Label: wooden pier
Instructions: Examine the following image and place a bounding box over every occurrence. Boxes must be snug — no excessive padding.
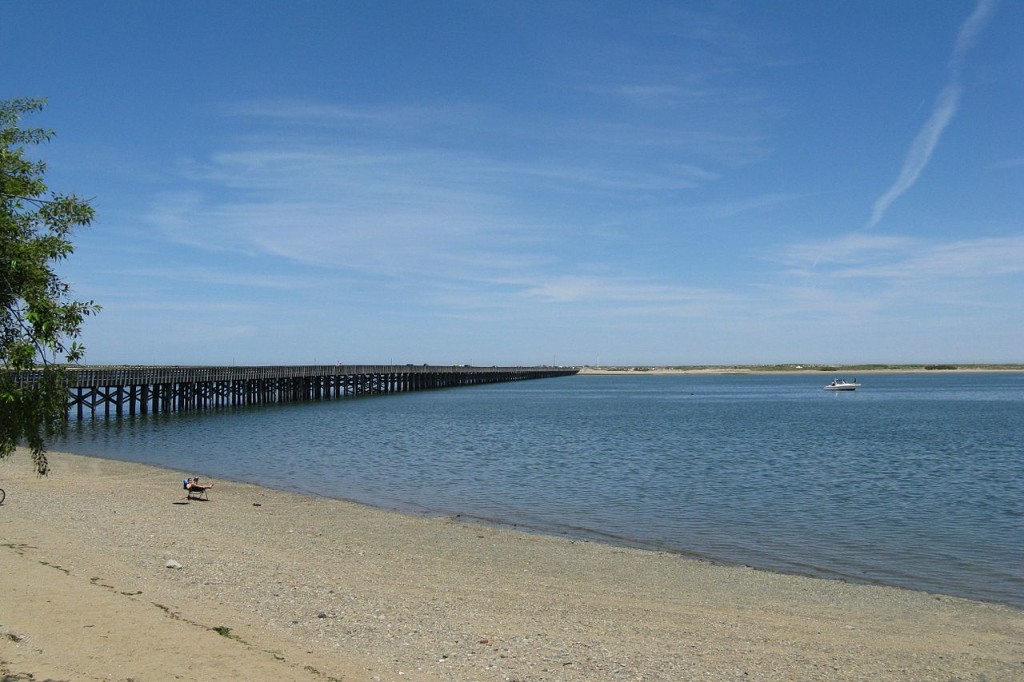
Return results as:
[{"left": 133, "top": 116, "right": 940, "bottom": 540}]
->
[{"left": 40, "top": 365, "right": 578, "bottom": 419}]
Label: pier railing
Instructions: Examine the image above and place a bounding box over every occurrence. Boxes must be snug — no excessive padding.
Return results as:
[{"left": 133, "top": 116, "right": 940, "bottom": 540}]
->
[{"left": 10, "top": 364, "right": 579, "bottom": 419}]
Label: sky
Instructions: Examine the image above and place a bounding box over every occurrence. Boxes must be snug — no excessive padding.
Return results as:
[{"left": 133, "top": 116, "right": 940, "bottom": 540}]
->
[{"left": 3, "top": 0, "right": 1022, "bottom": 367}]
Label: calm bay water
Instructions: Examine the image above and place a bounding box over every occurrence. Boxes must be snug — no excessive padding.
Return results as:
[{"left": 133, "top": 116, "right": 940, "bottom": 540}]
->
[{"left": 57, "top": 372, "right": 1023, "bottom": 607}]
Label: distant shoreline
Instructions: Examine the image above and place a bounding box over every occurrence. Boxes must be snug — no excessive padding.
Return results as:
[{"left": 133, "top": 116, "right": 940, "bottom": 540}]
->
[{"left": 577, "top": 365, "right": 1024, "bottom": 376}]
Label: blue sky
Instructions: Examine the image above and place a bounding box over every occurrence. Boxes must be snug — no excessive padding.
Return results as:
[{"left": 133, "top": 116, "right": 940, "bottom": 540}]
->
[{"left": 4, "top": 1, "right": 1022, "bottom": 366}]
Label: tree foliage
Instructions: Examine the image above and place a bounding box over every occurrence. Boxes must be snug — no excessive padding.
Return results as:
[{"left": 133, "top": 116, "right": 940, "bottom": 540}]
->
[{"left": 1, "top": 98, "right": 99, "bottom": 474}]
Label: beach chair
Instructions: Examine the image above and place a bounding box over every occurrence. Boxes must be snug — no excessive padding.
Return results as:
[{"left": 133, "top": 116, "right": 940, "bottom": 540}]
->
[{"left": 183, "top": 478, "right": 209, "bottom": 501}]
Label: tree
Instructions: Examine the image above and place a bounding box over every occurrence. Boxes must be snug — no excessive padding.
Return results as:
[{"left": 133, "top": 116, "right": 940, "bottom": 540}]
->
[{"left": 1, "top": 98, "right": 99, "bottom": 475}]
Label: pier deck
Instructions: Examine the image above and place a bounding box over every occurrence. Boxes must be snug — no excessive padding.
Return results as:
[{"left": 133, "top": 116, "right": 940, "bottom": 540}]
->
[{"left": 14, "top": 365, "right": 579, "bottom": 419}]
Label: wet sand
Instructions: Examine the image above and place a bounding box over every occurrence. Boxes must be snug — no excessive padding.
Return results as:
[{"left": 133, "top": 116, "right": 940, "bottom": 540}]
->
[{"left": 1, "top": 449, "right": 1021, "bottom": 681}]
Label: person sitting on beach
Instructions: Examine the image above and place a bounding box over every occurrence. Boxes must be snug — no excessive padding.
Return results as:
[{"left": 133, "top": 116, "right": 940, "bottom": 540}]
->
[
  {"left": 188, "top": 476, "right": 213, "bottom": 492},
  {"left": 184, "top": 476, "right": 213, "bottom": 498}
]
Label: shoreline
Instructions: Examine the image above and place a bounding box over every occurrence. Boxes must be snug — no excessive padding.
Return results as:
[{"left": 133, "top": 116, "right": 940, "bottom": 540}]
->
[
  {"left": 36, "top": 447, "right": 1022, "bottom": 610},
  {"left": 2, "top": 449, "right": 1022, "bottom": 681},
  {"left": 577, "top": 366, "right": 1024, "bottom": 375}
]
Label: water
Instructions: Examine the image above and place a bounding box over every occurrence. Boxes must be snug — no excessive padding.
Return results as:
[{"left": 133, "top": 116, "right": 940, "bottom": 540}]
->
[{"left": 56, "top": 372, "right": 1024, "bottom": 607}]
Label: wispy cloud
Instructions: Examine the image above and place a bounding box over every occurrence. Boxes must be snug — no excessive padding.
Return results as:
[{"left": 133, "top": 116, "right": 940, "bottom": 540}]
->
[
  {"left": 522, "top": 275, "right": 716, "bottom": 304},
  {"left": 145, "top": 99, "right": 736, "bottom": 291},
  {"left": 866, "top": 0, "right": 996, "bottom": 229},
  {"left": 866, "top": 83, "right": 962, "bottom": 229},
  {"left": 693, "top": 192, "right": 810, "bottom": 220},
  {"left": 507, "top": 161, "right": 719, "bottom": 192},
  {"left": 584, "top": 83, "right": 763, "bottom": 109},
  {"left": 844, "top": 236, "right": 1024, "bottom": 280},
  {"left": 777, "top": 232, "right": 1024, "bottom": 281},
  {"left": 991, "top": 157, "right": 1024, "bottom": 169},
  {"left": 562, "top": 120, "right": 772, "bottom": 167},
  {"left": 223, "top": 99, "right": 482, "bottom": 133},
  {"left": 950, "top": 0, "right": 998, "bottom": 74},
  {"left": 759, "top": 232, "right": 1024, "bottom": 329},
  {"left": 149, "top": 146, "right": 549, "bottom": 277}
]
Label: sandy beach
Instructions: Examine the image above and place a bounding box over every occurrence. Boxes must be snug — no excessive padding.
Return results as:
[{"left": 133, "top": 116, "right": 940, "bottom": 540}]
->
[{"left": 1, "top": 449, "right": 1021, "bottom": 681}]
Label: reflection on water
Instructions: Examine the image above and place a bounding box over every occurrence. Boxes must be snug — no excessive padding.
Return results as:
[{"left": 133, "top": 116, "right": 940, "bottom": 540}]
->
[{"left": 60, "top": 372, "right": 1024, "bottom": 607}]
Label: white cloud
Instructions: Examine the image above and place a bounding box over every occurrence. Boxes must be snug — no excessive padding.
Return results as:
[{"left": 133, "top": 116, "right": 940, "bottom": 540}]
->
[
  {"left": 950, "top": 0, "right": 997, "bottom": 74},
  {"left": 866, "top": 0, "right": 995, "bottom": 229},
  {"left": 223, "top": 99, "right": 481, "bottom": 132},
  {"left": 775, "top": 233, "right": 915, "bottom": 270},
  {"left": 514, "top": 275, "right": 745, "bottom": 321},
  {"left": 867, "top": 84, "right": 962, "bottom": 229},
  {"left": 694, "top": 192, "right": 810, "bottom": 220},
  {"left": 522, "top": 275, "right": 713, "bottom": 304},
  {"left": 848, "top": 236, "right": 1024, "bottom": 280},
  {"left": 780, "top": 233, "right": 1024, "bottom": 275},
  {"left": 991, "top": 157, "right": 1024, "bottom": 169}
]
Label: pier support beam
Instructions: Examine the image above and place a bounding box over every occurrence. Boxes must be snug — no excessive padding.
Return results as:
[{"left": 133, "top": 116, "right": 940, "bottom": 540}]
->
[{"left": 52, "top": 365, "right": 579, "bottom": 419}]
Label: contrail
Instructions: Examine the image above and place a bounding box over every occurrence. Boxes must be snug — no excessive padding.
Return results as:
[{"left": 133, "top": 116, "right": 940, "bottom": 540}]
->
[{"left": 866, "top": 0, "right": 996, "bottom": 230}]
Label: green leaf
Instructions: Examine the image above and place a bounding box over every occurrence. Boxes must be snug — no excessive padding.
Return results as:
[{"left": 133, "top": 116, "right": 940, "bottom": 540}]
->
[{"left": 1, "top": 97, "right": 99, "bottom": 475}]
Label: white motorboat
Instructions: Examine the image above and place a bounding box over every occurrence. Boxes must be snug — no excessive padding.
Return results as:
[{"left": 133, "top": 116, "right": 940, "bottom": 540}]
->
[{"left": 824, "top": 378, "right": 860, "bottom": 391}]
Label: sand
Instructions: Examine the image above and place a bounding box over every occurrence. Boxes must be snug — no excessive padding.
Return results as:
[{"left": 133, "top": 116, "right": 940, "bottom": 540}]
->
[{"left": 1, "top": 449, "right": 1021, "bottom": 681}]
